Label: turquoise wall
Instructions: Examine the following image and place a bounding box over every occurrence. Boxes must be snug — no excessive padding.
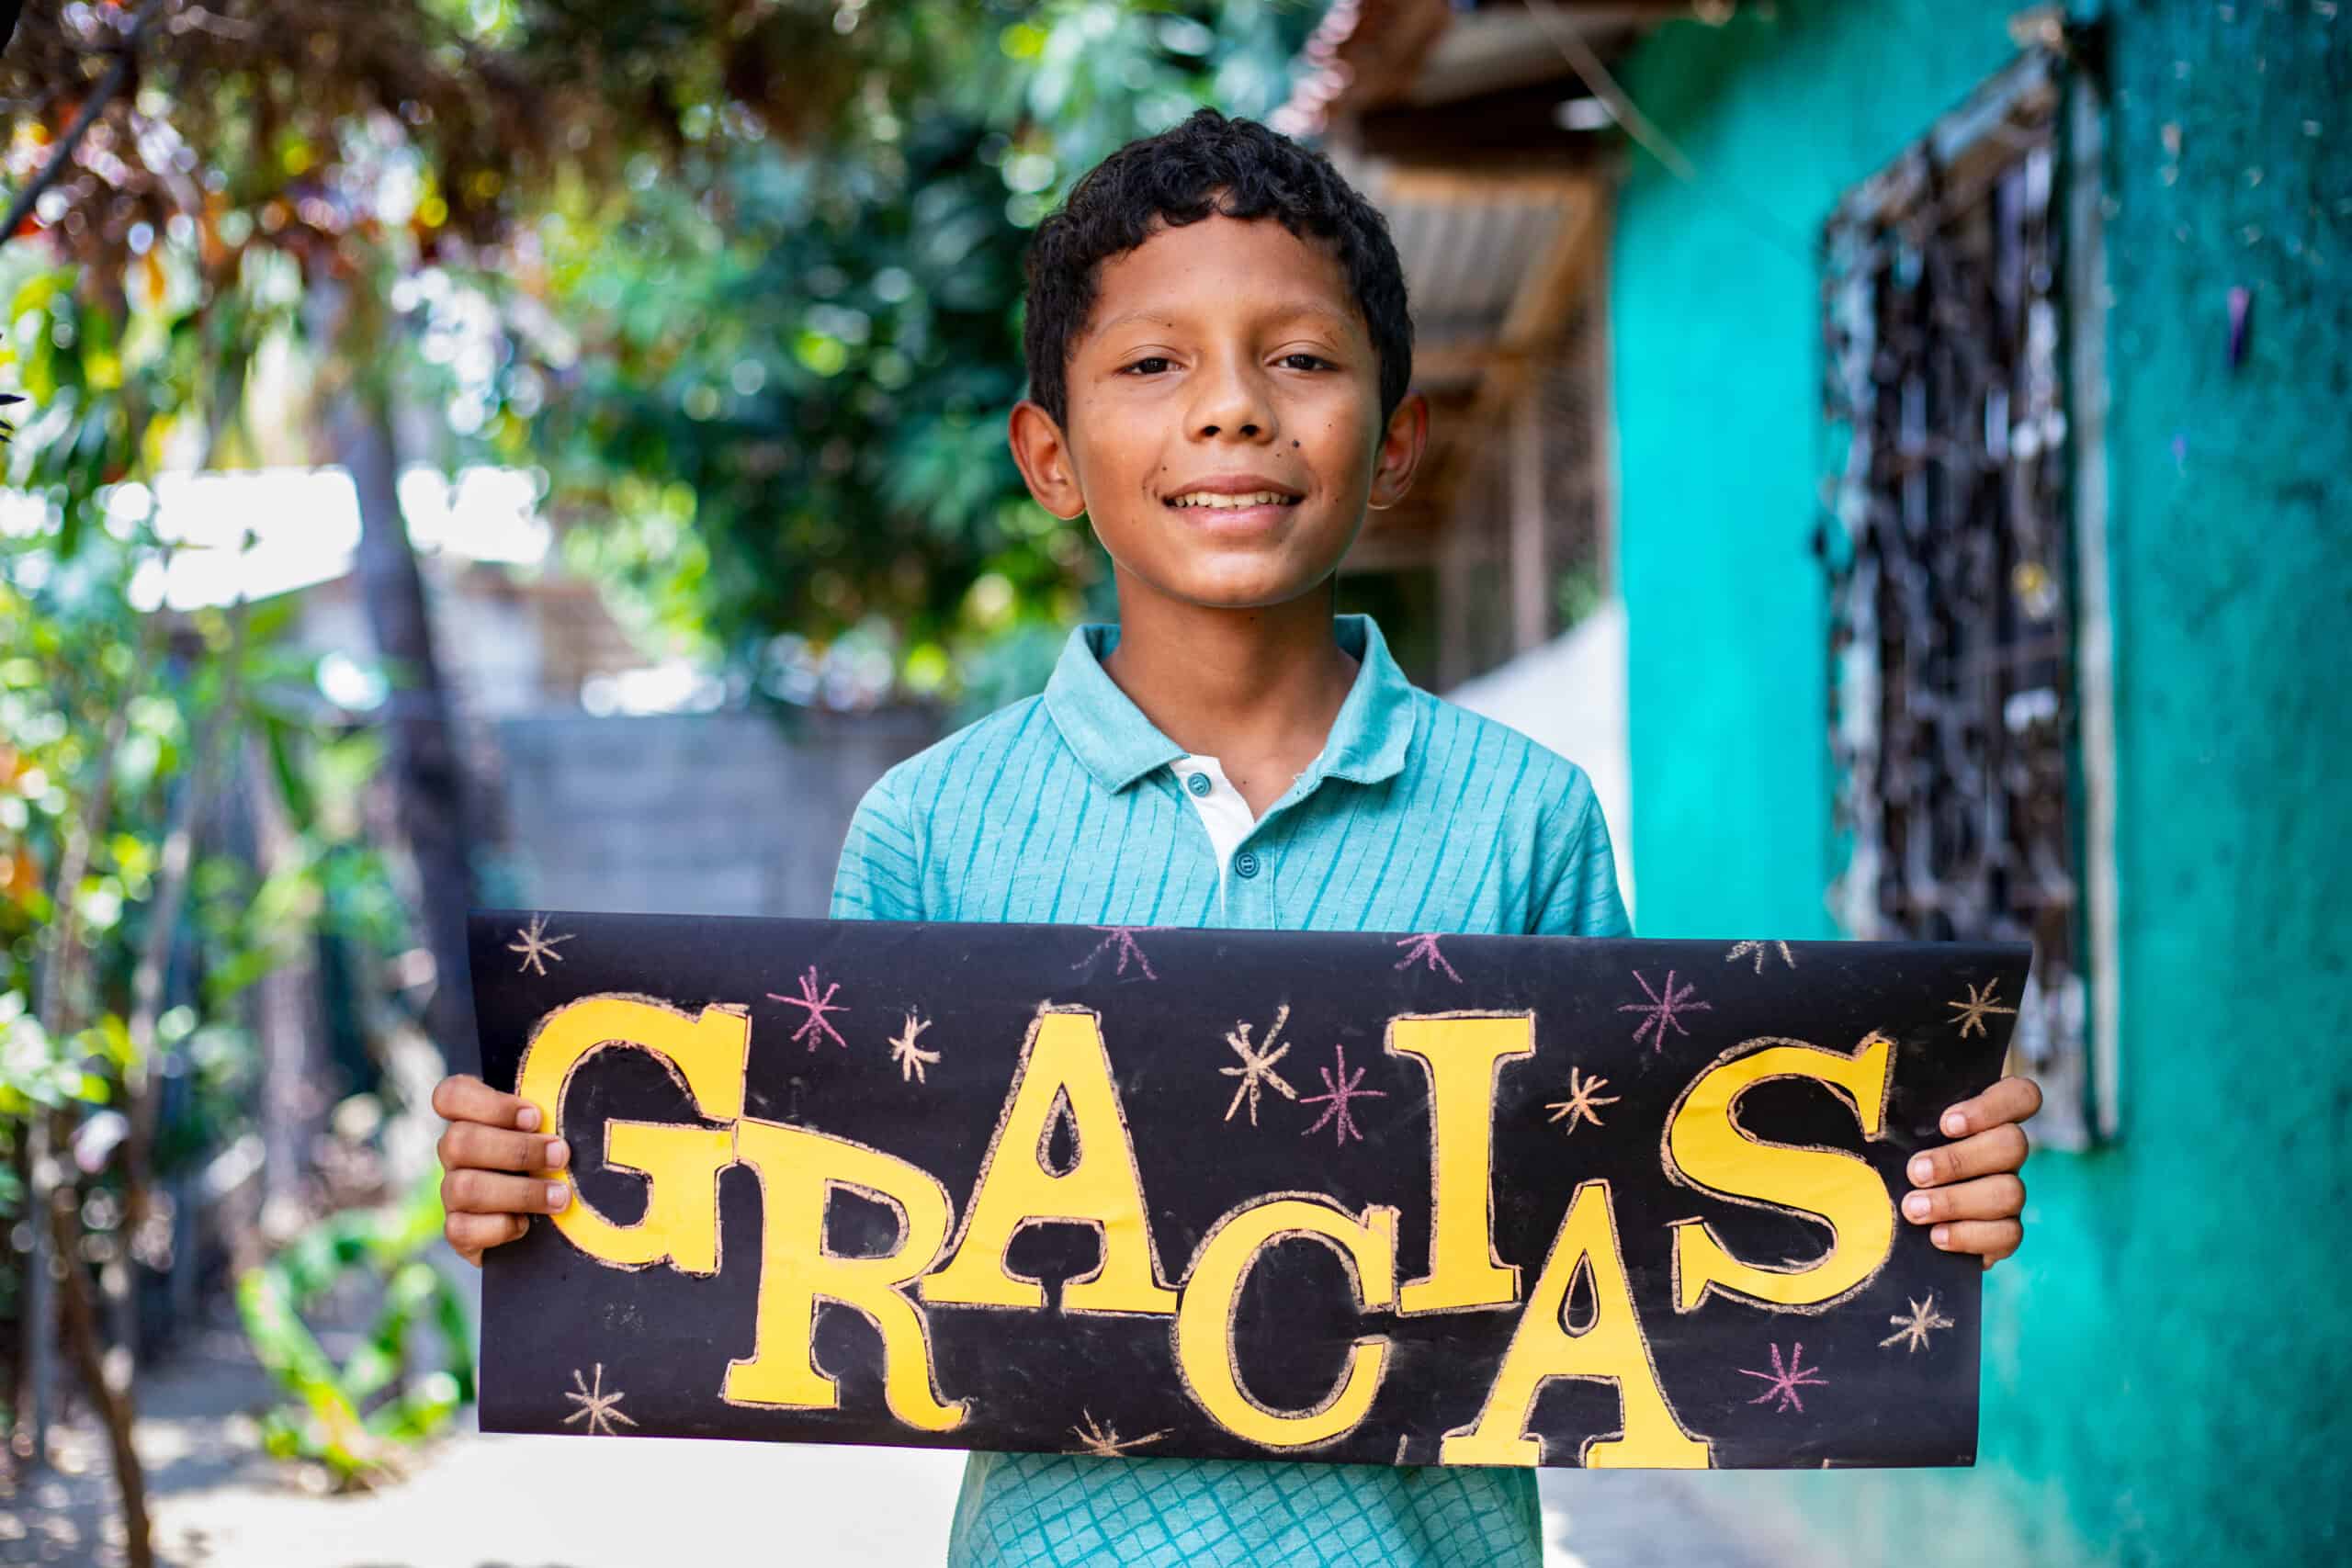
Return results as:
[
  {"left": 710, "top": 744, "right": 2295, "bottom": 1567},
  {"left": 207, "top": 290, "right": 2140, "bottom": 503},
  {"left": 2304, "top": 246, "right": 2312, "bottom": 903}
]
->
[{"left": 1610, "top": 2, "right": 2350, "bottom": 1563}]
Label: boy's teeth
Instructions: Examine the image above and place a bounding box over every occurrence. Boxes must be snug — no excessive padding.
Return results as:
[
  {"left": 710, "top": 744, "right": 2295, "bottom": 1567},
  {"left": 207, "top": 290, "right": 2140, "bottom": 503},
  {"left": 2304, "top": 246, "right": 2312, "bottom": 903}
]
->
[{"left": 1168, "top": 491, "right": 1295, "bottom": 509}]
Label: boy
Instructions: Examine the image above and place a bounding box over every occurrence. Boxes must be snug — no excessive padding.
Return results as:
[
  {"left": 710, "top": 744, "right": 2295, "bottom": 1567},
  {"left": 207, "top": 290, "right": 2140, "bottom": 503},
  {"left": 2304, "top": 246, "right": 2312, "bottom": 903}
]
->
[{"left": 433, "top": 108, "right": 2039, "bottom": 1565}]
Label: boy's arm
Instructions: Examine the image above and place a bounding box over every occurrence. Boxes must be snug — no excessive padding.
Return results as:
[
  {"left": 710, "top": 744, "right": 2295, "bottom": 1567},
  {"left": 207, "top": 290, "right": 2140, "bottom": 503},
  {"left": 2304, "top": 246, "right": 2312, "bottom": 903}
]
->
[
  {"left": 1533, "top": 773, "right": 2036, "bottom": 1269},
  {"left": 831, "top": 773, "right": 926, "bottom": 920}
]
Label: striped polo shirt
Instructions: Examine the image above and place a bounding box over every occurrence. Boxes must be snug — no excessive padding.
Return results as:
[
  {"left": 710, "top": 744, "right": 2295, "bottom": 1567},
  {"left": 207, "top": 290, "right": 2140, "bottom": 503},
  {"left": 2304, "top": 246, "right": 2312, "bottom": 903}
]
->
[{"left": 831, "top": 613, "right": 1627, "bottom": 1568}]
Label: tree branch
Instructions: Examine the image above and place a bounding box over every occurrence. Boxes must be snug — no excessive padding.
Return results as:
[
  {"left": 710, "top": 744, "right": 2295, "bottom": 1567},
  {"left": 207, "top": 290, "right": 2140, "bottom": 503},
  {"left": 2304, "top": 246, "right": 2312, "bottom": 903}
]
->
[{"left": 0, "top": 0, "right": 173, "bottom": 245}]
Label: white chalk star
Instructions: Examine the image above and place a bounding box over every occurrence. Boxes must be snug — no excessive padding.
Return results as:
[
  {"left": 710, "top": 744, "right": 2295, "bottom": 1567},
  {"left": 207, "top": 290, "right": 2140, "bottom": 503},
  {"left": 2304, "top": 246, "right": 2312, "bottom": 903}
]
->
[
  {"left": 1071, "top": 1409, "right": 1167, "bottom": 1458},
  {"left": 1725, "top": 940, "right": 1796, "bottom": 974},
  {"left": 508, "top": 913, "right": 574, "bottom": 976},
  {"left": 561, "top": 1363, "right": 637, "bottom": 1438},
  {"left": 1544, "top": 1066, "right": 1621, "bottom": 1136},
  {"left": 1880, "top": 1294, "right": 1955, "bottom": 1354},
  {"left": 888, "top": 1011, "right": 940, "bottom": 1083},
  {"left": 1947, "top": 978, "right": 2018, "bottom": 1040},
  {"left": 1219, "top": 1004, "right": 1299, "bottom": 1125}
]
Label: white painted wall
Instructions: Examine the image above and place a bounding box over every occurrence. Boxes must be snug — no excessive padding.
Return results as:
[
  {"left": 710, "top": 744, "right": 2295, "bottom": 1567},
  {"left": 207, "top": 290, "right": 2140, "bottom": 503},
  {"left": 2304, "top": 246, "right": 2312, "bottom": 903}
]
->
[{"left": 1442, "top": 600, "right": 1634, "bottom": 919}]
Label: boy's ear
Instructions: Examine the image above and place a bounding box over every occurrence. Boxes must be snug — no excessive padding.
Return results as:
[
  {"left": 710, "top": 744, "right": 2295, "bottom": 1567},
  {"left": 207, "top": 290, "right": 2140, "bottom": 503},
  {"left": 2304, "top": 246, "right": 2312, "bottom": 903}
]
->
[
  {"left": 1008, "top": 400, "right": 1087, "bottom": 521},
  {"left": 1366, "top": 391, "right": 1430, "bottom": 513}
]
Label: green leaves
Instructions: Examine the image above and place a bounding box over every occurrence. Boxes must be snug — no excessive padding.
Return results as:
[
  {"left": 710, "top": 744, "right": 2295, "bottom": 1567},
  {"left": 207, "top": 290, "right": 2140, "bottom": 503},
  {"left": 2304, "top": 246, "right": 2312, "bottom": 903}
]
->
[
  {"left": 236, "top": 1175, "right": 477, "bottom": 1484},
  {"left": 489, "top": 0, "right": 1322, "bottom": 705}
]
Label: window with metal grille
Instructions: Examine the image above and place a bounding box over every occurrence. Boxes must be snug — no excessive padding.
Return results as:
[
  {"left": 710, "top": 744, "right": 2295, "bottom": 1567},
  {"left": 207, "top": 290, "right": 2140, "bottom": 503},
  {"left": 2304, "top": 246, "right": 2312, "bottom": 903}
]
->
[{"left": 1818, "top": 48, "right": 2117, "bottom": 1149}]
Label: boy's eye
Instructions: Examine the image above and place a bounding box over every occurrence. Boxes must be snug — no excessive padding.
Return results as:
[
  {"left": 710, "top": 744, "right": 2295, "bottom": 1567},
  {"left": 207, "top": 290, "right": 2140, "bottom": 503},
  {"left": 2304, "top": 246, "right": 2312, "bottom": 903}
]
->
[
  {"left": 1279, "top": 353, "right": 1333, "bottom": 371},
  {"left": 1121, "top": 356, "right": 1173, "bottom": 376}
]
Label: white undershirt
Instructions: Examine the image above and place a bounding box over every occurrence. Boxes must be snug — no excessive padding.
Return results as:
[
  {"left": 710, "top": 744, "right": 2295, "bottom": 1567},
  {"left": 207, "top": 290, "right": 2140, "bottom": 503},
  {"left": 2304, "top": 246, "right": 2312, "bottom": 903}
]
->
[{"left": 1170, "top": 755, "right": 1256, "bottom": 908}]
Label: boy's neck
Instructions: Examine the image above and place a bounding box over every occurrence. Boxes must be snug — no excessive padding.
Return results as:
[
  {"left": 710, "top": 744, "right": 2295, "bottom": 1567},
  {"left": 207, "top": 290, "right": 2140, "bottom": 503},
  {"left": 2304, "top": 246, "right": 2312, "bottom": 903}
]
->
[{"left": 1099, "top": 579, "right": 1359, "bottom": 817}]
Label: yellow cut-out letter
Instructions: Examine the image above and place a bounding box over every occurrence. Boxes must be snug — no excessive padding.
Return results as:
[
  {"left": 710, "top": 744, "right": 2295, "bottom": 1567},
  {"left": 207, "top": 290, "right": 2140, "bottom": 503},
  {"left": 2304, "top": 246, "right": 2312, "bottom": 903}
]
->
[
  {"left": 723, "top": 1116, "right": 964, "bottom": 1432},
  {"left": 1388, "top": 1013, "right": 1535, "bottom": 1313},
  {"left": 1442, "top": 1180, "right": 1711, "bottom": 1469},
  {"left": 920, "top": 1008, "right": 1178, "bottom": 1314},
  {"left": 1174, "top": 1197, "right": 1398, "bottom": 1450},
  {"left": 1664, "top": 1033, "right": 1895, "bottom": 1314},
  {"left": 513, "top": 995, "right": 750, "bottom": 1269},
  {"left": 601, "top": 1121, "right": 736, "bottom": 1274}
]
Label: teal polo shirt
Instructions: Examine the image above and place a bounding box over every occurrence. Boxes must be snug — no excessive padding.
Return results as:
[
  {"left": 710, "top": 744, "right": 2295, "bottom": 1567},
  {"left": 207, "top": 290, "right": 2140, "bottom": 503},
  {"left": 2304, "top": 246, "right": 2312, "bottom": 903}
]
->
[{"left": 831, "top": 614, "right": 1628, "bottom": 1568}]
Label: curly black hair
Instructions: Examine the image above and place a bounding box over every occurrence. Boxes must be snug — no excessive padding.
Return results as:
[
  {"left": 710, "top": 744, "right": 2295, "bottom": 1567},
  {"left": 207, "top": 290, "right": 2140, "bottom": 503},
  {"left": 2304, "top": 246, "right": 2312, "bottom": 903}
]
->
[{"left": 1022, "top": 107, "right": 1413, "bottom": 432}]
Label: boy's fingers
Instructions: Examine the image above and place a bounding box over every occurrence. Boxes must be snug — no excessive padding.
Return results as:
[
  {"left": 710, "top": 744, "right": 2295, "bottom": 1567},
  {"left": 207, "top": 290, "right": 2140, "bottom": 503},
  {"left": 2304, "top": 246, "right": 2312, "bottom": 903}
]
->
[
  {"left": 1928, "top": 1218, "right": 2022, "bottom": 1264},
  {"left": 1937, "top": 1075, "right": 2041, "bottom": 1138},
  {"left": 437, "top": 1122, "right": 569, "bottom": 1174},
  {"left": 1906, "top": 1123, "right": 2029, "bottom": 1187},
  {"left": 441, "top": 1168, "right": 573, "bottom": 1217},
  {"left": 444, "top": 1211, "right": 530, "bottom": 1266},
  {"left": 431, "top": 1073, "right": 542, "bottom": 1133},
  {"left": 1902, "top": 1173, "right": 2024, "bottom": 1224}
]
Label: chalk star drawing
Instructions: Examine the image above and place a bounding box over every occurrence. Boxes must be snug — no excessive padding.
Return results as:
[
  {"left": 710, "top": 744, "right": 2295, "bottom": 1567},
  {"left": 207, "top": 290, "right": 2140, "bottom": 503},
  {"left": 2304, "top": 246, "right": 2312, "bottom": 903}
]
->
[
  {"left": 507, "top": 913, "right": 574, "bottom": 976},
  {"left": 1393, "top": 932, "right": 1462, "bottom": 983},
  {"left": 1075, "top": 926, "right": 1158, "bottom": 981},
  {"left": 1725, "top": 939, "right": 1796, "bottom": 974},
  {"left": 1619, "top": 968, "right": 1712, "bottom": 1053},
  {"left": 888, "top": 1011, "right": 940, "bottom": 1084},
  {"left": 1544, "top": 1066, "right": 1621, "bottom": 1135},
  {"left": 561, "top": 1363, "right": 638, "bottom": 1437},
  {"left": 1071, "top": 1409, "right": 1168, "bottom": 1458},
  {"left": 1300, "top": 1043, "right": 1387, "bottom": 1147},
  {"left": 1880, "top": 1294, "right": 1956, "bottom": 1354},
  {"left": 1220, "top": 1004, "right": 1298, "bottom": 1125},
  {"left": 1947, "top": 978, "right": 2018, "bottom": 1039},
  {"left": 1739, "top": 1341, "right": 1828, "bottom": 1415},
  {"left": 770, "top": 966, "right": 849, "bottom": 1051}
]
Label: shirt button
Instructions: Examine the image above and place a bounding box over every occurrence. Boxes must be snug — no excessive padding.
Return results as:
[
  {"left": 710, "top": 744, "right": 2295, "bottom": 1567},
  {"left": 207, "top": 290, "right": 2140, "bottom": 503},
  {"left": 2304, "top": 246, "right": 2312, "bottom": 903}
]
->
[
  {"left": 1233, "top": 850, "right": 1261, "bottom": 879},
  {"left": 1185, "top": 772, "right": 1213, "bottom": 797}
]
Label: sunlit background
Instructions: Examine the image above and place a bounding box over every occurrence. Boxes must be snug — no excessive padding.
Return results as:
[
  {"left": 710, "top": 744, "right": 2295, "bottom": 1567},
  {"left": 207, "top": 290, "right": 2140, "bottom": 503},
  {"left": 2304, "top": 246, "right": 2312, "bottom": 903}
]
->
[{"left": 1, "top": 0, "right": 2344, "bottom": 1564}]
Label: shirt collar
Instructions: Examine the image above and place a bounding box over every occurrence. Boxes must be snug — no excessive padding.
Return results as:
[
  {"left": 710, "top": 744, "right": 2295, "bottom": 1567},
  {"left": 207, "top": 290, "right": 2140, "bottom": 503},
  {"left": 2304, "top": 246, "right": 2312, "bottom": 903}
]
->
[{"left": 1042, "top": 613, "right": 1419, "bottom": 795}]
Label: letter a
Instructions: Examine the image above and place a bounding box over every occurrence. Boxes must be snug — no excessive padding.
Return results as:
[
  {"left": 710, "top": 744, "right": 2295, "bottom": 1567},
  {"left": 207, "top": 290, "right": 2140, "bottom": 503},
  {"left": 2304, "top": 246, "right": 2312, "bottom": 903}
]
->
[
  {"left": 920, "top": 1007, "right": 1178, "bottom": 1314},
  {"left": 1442, "top": 1180, "right": 1711, "bottom": 1469}
]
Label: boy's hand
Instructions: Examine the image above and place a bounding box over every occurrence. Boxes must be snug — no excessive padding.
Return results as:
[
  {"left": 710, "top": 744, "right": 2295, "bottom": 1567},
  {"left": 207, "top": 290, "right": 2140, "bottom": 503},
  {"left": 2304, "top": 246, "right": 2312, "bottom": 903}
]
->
[
  {"left": 432, "top": 1073, "right": 571, "bottom": 1267},
  {"left": 1904, "top": 1074, "right": 2040, "bottom": 1269}
]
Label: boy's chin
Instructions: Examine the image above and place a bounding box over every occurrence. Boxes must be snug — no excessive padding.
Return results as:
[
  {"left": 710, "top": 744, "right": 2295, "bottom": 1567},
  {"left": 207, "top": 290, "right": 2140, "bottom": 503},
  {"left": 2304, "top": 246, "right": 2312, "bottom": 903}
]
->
[
  {"left": 1135, "top": 566, "right": 1344, "bottom": 615},
  {"left": 1110, "top": 541, "right": 1357, "bottom": 615}
]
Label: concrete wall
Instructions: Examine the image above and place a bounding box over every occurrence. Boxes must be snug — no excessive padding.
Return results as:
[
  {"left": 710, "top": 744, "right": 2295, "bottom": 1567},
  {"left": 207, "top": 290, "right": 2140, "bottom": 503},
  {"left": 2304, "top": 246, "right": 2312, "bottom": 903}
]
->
[
  {"left": 1607, "top": 2, "right": 2349, "bottom": 1563},
  {"left": 493, "top": 709, "right": 939, "bottom": 919}
]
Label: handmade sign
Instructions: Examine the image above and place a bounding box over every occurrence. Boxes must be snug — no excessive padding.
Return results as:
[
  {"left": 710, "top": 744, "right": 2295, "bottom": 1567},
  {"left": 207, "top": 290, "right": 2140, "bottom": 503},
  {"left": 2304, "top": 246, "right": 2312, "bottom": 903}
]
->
[{"left": 468, "top": 911, "right": 2027, "bottom": 1470}]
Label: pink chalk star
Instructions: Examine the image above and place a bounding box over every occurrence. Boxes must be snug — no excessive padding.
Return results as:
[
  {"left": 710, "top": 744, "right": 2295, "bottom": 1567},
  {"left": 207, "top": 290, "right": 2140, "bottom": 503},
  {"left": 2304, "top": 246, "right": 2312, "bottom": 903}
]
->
[
  {"left": 770, "top": 965, "right": 848, "bottom": 1050},
  {"left": 1739, "top": 1340, "right": 1828, "bottom": 1415},
  {"left": 1299, "top": 1043, "right": 1387, "bottom": 1147},
  {"left": 1392, "top": 933, "right": 1462, "bottom": 983},
  {"left": 1075, "top": 926, "right": 1158, "bottom": 981},
  {"left": 1618, "top": 968, "right": 1711, "bottom": 1053}
]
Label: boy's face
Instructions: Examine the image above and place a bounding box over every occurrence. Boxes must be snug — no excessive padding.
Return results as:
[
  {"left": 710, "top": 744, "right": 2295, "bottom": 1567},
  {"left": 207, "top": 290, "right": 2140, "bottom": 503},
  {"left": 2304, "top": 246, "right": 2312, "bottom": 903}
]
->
[{"left": 1010, "top": 212, "right": 1425, "bottom": 614}]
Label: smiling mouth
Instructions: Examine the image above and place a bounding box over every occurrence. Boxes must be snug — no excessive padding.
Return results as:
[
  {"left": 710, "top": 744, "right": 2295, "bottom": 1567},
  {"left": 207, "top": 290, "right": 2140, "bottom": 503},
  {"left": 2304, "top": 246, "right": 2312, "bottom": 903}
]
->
[{"left": 1163, "top": 491, "right": 1304, "bottom": 511}]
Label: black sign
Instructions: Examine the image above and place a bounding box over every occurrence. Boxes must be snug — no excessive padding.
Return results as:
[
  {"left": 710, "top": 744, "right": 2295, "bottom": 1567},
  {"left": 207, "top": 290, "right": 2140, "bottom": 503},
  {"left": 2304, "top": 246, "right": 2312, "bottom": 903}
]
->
[{"left": 469, "top": 911, "right": 2024, "bottom": 1470}]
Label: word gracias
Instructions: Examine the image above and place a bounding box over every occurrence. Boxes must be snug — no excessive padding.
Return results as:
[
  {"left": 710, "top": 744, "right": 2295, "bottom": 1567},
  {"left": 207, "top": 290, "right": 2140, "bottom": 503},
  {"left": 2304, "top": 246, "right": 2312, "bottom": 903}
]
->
[{"left": 520, "top": 996, "right": 1900, "bottom": 1466}]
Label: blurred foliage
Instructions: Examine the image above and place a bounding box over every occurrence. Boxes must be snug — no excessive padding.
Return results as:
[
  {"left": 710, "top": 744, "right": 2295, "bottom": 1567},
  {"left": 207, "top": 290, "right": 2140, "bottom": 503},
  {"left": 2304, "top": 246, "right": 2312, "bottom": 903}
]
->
[
  {"left": 0, "top": 519, "right": 413, "bottom": 1319},
  {"left": 464, "top": 1, "right": 1324, "bottom": 713},
  {"left": 6, "top": 0, "right": 1328, "bottom": 722},
  {"left": 235, "top": 1173, "right": 473, "bottom": 1485}
]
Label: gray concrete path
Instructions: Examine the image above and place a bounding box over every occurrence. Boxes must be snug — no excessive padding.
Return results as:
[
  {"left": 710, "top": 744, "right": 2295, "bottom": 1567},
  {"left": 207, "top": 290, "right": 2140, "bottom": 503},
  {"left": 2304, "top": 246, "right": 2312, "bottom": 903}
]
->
[{"left": 4, "top": 1292, "right": 1810, "bottom": 1568}]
